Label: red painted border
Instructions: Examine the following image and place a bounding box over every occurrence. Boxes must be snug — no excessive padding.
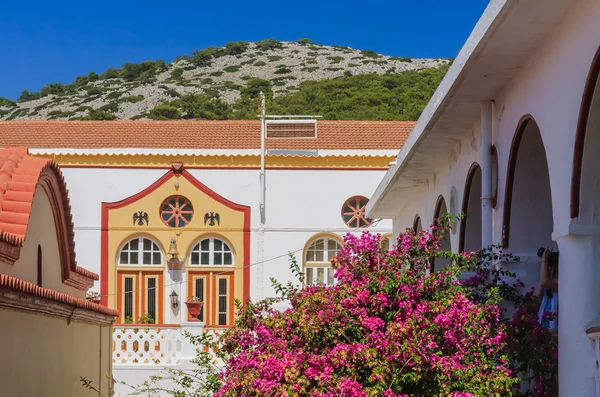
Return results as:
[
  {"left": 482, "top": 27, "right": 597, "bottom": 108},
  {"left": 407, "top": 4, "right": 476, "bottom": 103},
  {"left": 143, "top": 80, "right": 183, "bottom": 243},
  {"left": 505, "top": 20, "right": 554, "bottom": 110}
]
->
[
  {"left": 100, "top": 168, "right": 251, "bottom": 307},
  {"left": 458, "top": 162, "right": 481, "bottom": 253},
  {"left": 571, "top": 46, "right": 600, "bottom": 219}
]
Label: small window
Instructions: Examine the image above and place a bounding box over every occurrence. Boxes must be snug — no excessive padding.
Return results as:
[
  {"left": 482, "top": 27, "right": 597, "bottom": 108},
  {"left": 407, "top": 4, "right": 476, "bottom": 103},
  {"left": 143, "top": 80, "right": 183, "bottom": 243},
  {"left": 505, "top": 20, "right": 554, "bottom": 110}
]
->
[
  {"left": 160, "top": 195, "right": 194, "bottom": 228},
  {"left": 342, "top": 196, "right": 373, "bottom": 228},
  {"left": 147, "top": 277, "right": 157, "bottom": 322},
  {"left": 119, "top": 237, "right": 163, "bottom": 266},
  {"left": 194, "top": 278, "right": 205, "bottom": 322},
  {"left": 190, "top": 238, "right": 234, "bottom": 266},
  {"left": 304, "top": 236, "right": 342, "bottom": 287},
  {"left": 124, "top": 277, "right": 134, "bottom": 321},
  {"left": 218, "top": 278, "right": 228, "bottom": 325}
]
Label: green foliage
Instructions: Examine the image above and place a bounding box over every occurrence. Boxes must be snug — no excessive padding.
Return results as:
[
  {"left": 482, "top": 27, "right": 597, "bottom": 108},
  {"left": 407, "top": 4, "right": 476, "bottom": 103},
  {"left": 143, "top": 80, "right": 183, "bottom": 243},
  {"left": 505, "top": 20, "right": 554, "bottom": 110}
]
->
[
  {"left": 18, "top": 90, "right": 41, "bottom": 102},
  {"left": 301, "top": 67, "right": 319, "bottom": 72},
  {"left": 223, "top": 65, "right": 241, "bottom": 73},
  {"left": 170, "top": 67, "right": 184, "bottom": 80},
  {"left": 0, "top": 109, "right": 10, "bottom": 117},
  {"left": 40, "top": 83, "right": 68, "bottom": 97},
  {"left": 99, "top": 68, "right": 120, "bottom": 80},
  {"left": 118, "top": 95, "right": 144, "bottom": 103},
  {"left": 267, "top": 55, "right": 283, "bottom": 62},
  {"left": 74, "top": 105, "right": 93, "bottom": 112},
  {"left": 274, "top": 67, "right": 291, "bottom": 74},
  {"left": 271, "top": 66, "right": 448, "bottom": 120},
  {"left": 361, "top": 49, "right": 380, "bottom": 58},
  {"left": 86, "top": 88, "right": 103, "bottom": 96},
  {"left": 224, "top": 41, "right": 249, "bottom": 55},
  {"left": 390, "top": 56, "right": 413, "bottom": 63},
  {"left": 241, "top": 78, "right": 273, "bottom": 100},
  {"left": 253, "top": 60, "right": 266, "bottom": 67},
  {"left": 106, "top": 91, "right": 124, "bottom": 100},
  {"left": 47, "top": 110, "right": 75, "bottom": 119},
  {"left": 120, "top": 60, "right": 167, "bottom": 82},
  {"left": 98, "top": 103, "right": 119, "bottom": 112},
  {"left": 148, "top": 103, "right": 182, "bottom": 120},
  {"left": 327, "top": 56, "right": 345, "bottom": 63},
  {"left": 79, "top": 108, "right": 117, "bottom": 120},
  {"left": 255, "top": 38, "right": 282, "bottom": 51},
  {"left": 298, "top": 38, "right": 312, "bottom": 45},
  {"left": 6, "top": 108, "right": 28, "bottom": 120},
  {"left": 0, "top": 97, "right": 16, "bottom": 107},
  {"left": 190, "top": 47, "right": 221, "bottom": 66},
  {"left": 210, "top": 71, "right": 224, "bottom": 77}
]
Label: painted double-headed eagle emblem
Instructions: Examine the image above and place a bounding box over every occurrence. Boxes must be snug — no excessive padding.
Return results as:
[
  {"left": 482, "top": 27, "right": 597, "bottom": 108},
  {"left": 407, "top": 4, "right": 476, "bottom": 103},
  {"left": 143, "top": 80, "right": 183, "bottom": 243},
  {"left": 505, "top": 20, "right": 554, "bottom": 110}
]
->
[
  {"left": 204, "top": 212, "right": 220, "bottom": 226},
  {"left": 133, "top": 211, "right": 149, "bottom": 226}
]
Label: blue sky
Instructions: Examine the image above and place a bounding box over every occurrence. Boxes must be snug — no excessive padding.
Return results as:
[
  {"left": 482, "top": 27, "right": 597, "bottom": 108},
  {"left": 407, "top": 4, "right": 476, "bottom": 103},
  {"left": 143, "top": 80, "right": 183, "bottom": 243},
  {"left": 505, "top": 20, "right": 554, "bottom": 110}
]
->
[{"left": 0, "top": 0, "right": 489, "bottom": 100}]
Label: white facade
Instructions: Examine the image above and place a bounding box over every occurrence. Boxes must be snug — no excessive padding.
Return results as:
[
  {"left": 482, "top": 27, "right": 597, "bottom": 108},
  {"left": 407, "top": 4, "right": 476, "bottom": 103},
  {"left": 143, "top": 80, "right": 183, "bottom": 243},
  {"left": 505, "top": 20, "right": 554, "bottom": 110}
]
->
[
  {"left": 64, "top": 166, "right": 391, "bottom": 301},
  {"left": 368, "top": 0, "right": 600, "bottom": 394}
]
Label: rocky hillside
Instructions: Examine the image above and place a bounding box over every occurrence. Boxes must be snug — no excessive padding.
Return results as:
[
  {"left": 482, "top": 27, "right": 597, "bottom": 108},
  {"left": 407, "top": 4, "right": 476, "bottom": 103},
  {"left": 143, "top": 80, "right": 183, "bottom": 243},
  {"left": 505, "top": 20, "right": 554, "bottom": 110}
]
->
[{"left": 0, "top": 39, "right": 449, "bottom": 121}]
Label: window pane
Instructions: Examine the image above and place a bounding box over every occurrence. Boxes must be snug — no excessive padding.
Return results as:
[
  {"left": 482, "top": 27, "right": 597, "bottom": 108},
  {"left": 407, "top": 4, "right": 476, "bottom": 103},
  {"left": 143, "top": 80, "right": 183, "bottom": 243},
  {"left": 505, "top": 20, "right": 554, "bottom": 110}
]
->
[
  {"left": 316, "top": 268, "right": 324, "bottom": 285},
  {"left": 153, "top": 252, "right": 161, "bottom": 265},
  {"left": 124, "top": 277, "right": 133, "bottom": 319},
  {"left": 143, "top": 252, "right": 151, "bottom": 264},
  {"left": 201, "top": 253, "right": 210, "bottom": 265},
  {"left": 153, "top": 243, "right": 159, "bottom": 251},
  {"left": 130, "top": 252, "right": 139, "bottom": 265},
  {"left": 200, "top": 239, "right": 209, "bottom": 251},
  {"left": 224, "top": 253, "right": 232, "bottom": 265},
  {"left": 143, "top": 238, "right": 151, "bottom": 251},
  {"left": 214, "top": 239, "right": 222, "bottom": 251},
  {"left": 123, "top": 242, "right": 130, "bottom": 250},
  {"left": 315, "top": 250, "right": 324, "bottom": 262},
  {"left": 214, "top": 253, "right": 222, "bottom": 265},
  {"left": 218, "top": 279, "right": 227, "bottom": 325},
  {"left": 191, "top": 252, "right": 199, "bottom": 265},
  {"left": 306, "top": 251, "right": 315, "bottom": 262},
  {"left": 147, "top": 278, "right": 156, "bottom": 322},
  {"left": 315, "top": 239, "right": 324, "bottom": 250},
  {"left": 306, "top": 268, "right": 313, "bottom": 285},
  {"left": 120, "top": 251, "right": 128, "bottom": 264},
  {"left": 327, "top": 268, "right": 335, "bottom": 286},
  {"left": 223, "top": 242, "right": 231, "bottom": 252},
  {"left": 197, "top": 286, "right": 205, "bottom": 321},
  {"left": 130, "top": 239, "right": 139, "bottom": 250}
]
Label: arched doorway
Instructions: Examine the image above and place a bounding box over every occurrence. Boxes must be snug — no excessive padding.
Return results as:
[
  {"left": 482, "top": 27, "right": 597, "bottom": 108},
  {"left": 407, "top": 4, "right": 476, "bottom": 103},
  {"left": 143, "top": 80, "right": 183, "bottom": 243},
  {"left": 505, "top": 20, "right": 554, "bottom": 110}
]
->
[
  {"left": 502, "top": 116, "right": 553, "bottom": 287},
  {"left": 459, "top": 163, "right": 482, "bottom": 253},
  {"left": 572, "top": 46, "right": 600, "bottom": 224},
  {"left": 432, "top": 196, "right": 451, "bottom": 271}
]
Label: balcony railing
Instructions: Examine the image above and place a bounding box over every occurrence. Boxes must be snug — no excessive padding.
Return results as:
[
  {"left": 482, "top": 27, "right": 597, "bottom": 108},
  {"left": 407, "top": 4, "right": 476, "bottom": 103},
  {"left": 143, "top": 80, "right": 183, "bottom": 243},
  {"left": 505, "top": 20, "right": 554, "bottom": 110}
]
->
[{"left": 113, "top": 325, "right": 183, "bottom": 365}]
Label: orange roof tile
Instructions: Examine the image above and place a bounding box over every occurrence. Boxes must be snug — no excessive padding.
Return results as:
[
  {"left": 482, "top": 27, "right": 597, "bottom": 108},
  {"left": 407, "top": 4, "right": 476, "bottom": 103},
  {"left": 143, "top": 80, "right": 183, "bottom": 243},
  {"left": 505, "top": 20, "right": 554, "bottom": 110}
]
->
[
  {"left": 0, "top": 147, "right": 99, "bottom": 283},
  {"left": 0, "top": 274, "right": 117, "bottom": 316},
  {"left": 0, "top": 120, "right": 413, "bottom": 150}
]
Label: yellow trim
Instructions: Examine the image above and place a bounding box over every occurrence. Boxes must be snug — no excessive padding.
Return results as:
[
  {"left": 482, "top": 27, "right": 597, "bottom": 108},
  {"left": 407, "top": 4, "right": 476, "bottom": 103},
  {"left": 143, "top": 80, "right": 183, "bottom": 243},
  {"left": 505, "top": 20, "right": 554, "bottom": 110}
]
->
[{"left": 34, "top": 153, "right": 394, "bottom": 169}]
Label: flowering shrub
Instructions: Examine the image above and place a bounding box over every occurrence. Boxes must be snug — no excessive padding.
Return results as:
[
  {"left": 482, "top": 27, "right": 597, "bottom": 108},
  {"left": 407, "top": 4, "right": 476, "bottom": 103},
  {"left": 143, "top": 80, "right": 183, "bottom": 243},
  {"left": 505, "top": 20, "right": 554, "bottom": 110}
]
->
[
  {"left": 210, "top": 217, "right": 556, "bottom": 396},
  {"left": 116, "top": 216, "right": 557, "bottom": 396}
]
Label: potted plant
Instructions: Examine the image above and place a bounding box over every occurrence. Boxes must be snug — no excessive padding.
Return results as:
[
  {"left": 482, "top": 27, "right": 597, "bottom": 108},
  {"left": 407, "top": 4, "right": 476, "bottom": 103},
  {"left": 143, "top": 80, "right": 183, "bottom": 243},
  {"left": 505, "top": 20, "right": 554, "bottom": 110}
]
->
[{"left": 185, "top": 296, "right": 204, "bottom": 322}]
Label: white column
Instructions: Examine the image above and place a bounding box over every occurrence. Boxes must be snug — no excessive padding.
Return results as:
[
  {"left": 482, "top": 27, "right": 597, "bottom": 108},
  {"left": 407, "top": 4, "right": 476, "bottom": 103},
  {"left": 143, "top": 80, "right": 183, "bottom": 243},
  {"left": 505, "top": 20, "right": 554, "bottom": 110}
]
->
[
  {"left": 180, "top": 321, "right": 205, "bottom": 367},
  {"left": 480, "top": 101, "right": 493, "bottom": 248},
  {"left": 556, "top": 233, "right": 600, "bottom": 396}
]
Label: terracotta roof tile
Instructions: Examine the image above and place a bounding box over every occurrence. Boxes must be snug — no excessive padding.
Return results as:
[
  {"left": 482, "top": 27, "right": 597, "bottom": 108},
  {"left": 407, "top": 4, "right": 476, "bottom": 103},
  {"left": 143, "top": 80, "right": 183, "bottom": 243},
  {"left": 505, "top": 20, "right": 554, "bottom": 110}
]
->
[
  {"left": 0, "top": 120, "right": 413, "bottom": 150},
  {"left": 0, "top": 147, "right": 99, "bottom": 284},
  {"left": 0, "top": 274, "right": 117, "bottom": 316}
]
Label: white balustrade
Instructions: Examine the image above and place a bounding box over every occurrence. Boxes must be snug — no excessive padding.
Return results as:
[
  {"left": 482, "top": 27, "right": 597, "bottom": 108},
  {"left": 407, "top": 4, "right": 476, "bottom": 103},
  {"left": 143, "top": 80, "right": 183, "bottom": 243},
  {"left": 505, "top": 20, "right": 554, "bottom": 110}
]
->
[
  {"left": 587, "top": 326, "right": 600, "bottom": 397},
  {"left": 113, "top": 325, "right": 183, "bottom": 365}
]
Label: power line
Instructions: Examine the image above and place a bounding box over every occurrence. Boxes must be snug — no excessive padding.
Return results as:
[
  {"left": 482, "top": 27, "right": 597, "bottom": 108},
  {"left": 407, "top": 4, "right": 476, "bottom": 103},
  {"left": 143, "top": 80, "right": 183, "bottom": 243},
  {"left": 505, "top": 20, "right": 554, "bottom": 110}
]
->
[{"left": 96, "top": 219, "right": 384, "bottom": 299}]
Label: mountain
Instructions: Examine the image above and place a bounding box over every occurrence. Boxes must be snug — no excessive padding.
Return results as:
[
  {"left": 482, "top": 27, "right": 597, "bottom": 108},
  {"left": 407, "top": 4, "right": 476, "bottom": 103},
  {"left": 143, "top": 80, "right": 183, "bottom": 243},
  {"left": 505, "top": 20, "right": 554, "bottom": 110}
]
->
[{"left": 0, "top": 39, "right": 450, "bottom": 121}]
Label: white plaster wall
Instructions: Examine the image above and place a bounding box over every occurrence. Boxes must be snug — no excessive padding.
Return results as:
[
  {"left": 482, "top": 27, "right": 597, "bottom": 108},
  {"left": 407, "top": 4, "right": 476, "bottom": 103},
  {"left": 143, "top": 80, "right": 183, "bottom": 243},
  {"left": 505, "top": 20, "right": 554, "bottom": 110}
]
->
[
  {"left": 384, "top": 0, "right": 600, "bottom": 394},
  {"left": 61, "top": 167, "right": 391, "bottom": 301}
]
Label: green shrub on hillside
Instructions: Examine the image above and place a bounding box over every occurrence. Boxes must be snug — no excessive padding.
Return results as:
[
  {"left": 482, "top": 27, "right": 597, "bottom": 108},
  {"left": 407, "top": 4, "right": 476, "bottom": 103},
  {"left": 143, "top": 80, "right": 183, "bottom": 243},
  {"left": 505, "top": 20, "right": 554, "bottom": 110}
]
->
[
  {"left": 78, "top": 109, "right": 117, "bottom": 120},
  {"left": 171, "top": 68, "right": 184, "bottom": 80},
  {"left": 224, "top": 41, "right": 249, "bottom": 55},
  {"left": 298, "top": 38, "right": 312, "bottom": 45},
  {"left": 223, "top": 65, "right": 241, "bottom": 73},
  {"left": 149, "top": 103, "right": 182, "bottom": 120},
  {"left": 118, "top": 95, "right": 144, "bottom": 103},
  {"left": 253, "top": 61, "right": 266, "bottom": 67},
  {"left": 0, "top": 97, "right": 16, "bottom": 107},
  {"left": 255, "top": 38, "right": 282, "bottom": 51},
  {"left": 18, "top": 90, "right": 41, "bottom": 102},
  {"left": 361, "top": 49, "right": 380, "bottom": 58},
  {"left": 100, "top": 68, "right": 120, "bottom": 80}
]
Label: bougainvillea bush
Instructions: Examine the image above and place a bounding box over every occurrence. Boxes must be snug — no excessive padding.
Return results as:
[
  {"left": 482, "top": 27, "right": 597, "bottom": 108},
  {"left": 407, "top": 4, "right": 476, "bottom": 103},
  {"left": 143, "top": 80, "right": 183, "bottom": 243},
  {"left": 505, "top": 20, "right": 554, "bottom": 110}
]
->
[{"left": 121, "top": 216, "right": 557, "bottom": 396}]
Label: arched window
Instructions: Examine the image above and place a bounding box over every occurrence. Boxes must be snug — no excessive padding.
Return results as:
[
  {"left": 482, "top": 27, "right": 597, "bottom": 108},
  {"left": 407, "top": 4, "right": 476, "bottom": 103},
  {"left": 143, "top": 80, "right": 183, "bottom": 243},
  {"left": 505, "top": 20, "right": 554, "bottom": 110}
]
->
[
  {"left": 119, "top": 237, "right": 163, "bottom": 265},
  {"left": 413, "top": 215, "right": 423, "bottom": 232},
  {"left": 190, "top": 238, "right": 234, "bottom": 265},
  {"left": 304, "top": 235, "right": 342, "bottom": 286}
]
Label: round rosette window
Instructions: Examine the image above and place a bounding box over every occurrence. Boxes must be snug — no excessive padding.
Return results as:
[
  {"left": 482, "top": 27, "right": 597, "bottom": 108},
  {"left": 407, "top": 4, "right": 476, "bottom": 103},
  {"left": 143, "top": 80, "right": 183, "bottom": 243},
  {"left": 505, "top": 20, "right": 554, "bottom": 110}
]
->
[
  {"left": 160, "top": 195, "right": 194, "bottom": 228},
  {"left": 342, "top": 196, "right": 373, "bottom": 228}
]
